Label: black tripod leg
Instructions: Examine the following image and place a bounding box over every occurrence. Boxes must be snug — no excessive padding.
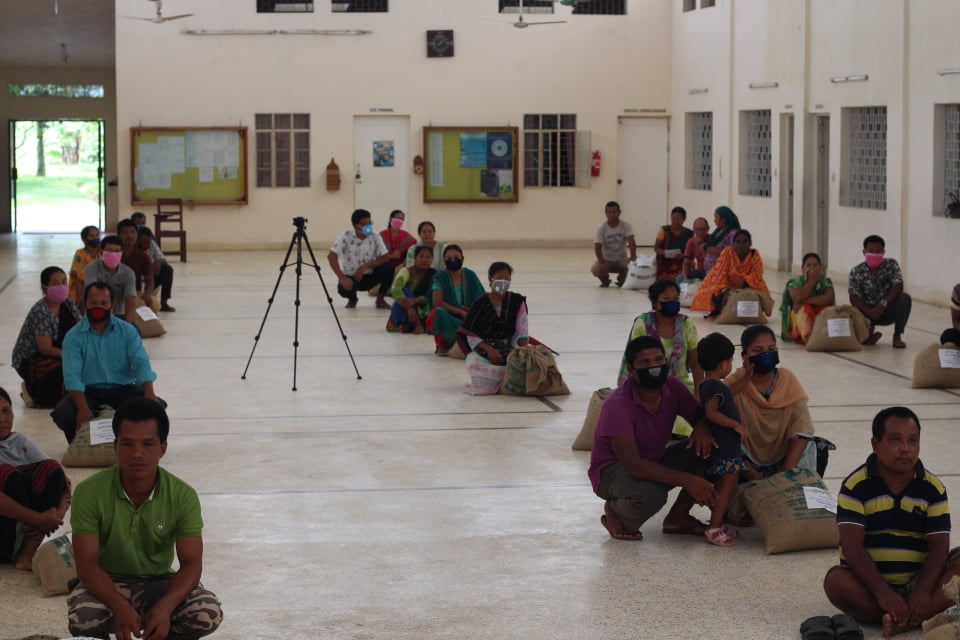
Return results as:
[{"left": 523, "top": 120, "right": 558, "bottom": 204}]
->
[
  {"left": 301, "top": 232, "right": 362, "bottom": 380},
  {"left": 241, "top": 231, "right": 299, "bottom": 380},
  {"left": 291, "top": 230, "right": 304, "bottom": 391}
]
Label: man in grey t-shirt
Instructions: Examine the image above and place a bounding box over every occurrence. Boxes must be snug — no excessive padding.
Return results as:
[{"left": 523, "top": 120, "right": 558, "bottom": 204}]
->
[
  {"left": 591, "top": 201, "right": 636, "bottom": 287},
  {"left": 83, "top": 235, "right": 138, "bottom": 322}
]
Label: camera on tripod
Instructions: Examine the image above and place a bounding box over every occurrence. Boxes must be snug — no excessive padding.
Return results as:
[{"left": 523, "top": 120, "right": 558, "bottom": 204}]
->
[{"left": 293, "top": 216, "right": 308, "bottom": 229}]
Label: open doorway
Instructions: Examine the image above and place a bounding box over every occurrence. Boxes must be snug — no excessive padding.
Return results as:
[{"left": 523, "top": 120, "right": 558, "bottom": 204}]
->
[{"left": 9, "top": 119, "right": 104, "bottom": 233}]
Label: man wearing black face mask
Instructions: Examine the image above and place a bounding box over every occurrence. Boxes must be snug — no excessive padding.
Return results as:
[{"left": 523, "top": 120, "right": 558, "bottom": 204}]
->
[
  {"left": 589, "top": 336, "right": 717, "bottom": 541},
  {"left": 51, "top": 283, "right": 165, "bottom": 444}
]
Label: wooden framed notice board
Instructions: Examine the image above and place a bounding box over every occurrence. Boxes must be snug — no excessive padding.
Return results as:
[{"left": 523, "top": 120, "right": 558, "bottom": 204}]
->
[
  {"left": 130, "top": 127, "right": 248, "bottom": 205},
  {"left": 423, "top": 126, "right": 518, "bottom": 203}
]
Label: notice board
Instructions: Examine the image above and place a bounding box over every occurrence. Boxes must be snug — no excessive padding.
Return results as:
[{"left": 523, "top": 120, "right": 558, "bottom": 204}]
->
[
  {"left": 130, "top": 127, "right": 248, "bottom": 205},
  {"left": 423, "top": 126, "right": 519, "bottom": 203}
]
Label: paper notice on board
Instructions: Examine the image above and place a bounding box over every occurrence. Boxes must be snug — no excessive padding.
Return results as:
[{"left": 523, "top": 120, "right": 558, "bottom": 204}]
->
[
  {"left": 802, "top": 486, "right": 837, "bottom": 513},
  {"left": 199, "top": 166, "right": 214, "bottom": 183},
  {"left": 220, "top": 166, "right": 238, "bottom": 180},
  {"left": 88, "top": 418, "right": 115, "bottom": 446},
  {"left": 429, "top": 132, "right": 444, "bottom": 187},
  {"left": 737, "top": 300, "right": 759, "bottom": 318},
  {"left": 939, "top": 349, "right": 960, "bottom": 369},
  {"left": 158, "top": 136, "right": 185, "bottom": 172},
  {"left": 827, "top": 318, "right": 852, "bottom": 338}
]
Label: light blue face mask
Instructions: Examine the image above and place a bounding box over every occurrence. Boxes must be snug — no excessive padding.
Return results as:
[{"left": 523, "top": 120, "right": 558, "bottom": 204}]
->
[
  {"left": 361, "top": 223, "right": 375, "bottom": 237},
  {"left": 490, "top": 279, "right": 510, "bottom": 294}
]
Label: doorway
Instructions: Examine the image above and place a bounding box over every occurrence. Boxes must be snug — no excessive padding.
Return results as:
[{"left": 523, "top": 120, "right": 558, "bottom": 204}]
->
[
  {"left": 353, "top": 116, "right": 410, "bottom": 224},
  {"left": 778, "top": 114, "right": 795, "bottom": 271},
  {"left": 616, "top": 117, "right": 669, "bottom": 243},
  {"left": 9, "top": 119, "right": 105, "bottom": 233}
]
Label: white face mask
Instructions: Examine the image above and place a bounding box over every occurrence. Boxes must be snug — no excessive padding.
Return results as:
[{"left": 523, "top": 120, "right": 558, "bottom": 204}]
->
[{"left": 490, "top": 279, "right": 510, "bottom": 294}]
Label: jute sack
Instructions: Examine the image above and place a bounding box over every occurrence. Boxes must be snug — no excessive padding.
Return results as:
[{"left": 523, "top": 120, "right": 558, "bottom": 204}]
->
[
  {"left": 32, "top": 533, "right": 76, "bottom": 596},
  {"left": 912, "top": 342, "right": 960, "bottom": 389},
  {"left": 500, "top": 346, "right": 570, "bottom": 397},
  {"left": 572, "top": 388, "right": 612, "bottom": 451},
  {"left": 921, "top": 575, "right": 960, "bottom": 639},
  {"left": 715, "top": 289, "right": 772, "bottom": 325},
  {"left": 62, "top": 409, "right": 117, "bottom": 468},
  {"left": 742, "top": 468, "right": 838, "bottom": 554},
  {"left": 129, "top": 299, "right": 166, "bottom": 339},
  {"left": 806, "top": 305, "right": 870, "bottom": 352}
]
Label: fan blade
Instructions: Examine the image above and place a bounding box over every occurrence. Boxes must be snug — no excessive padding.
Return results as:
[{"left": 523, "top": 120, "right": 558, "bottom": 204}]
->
[
  {"left": 119, "top": 15, "right": 158, "bottom": 21},
  {"left": 524, "top": 20, "right": 567, "bottom": 26},
  {"left": 161, "top": 14, "right": 195, "bottom": 21}
]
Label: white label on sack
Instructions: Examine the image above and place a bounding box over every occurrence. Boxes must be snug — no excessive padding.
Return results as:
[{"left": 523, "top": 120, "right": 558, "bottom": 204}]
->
[
  {"left": 89, "top": 419, "right": 115, "bottom": 446},
  {"left": 663, "top": 249, "right": 681, "bottom": 259},
  {"left": 736, "top": 300, "right": 759, "bottom": 317},
  {"left": 827, "top": 318, "right": 852, "bottom": 338},
  {"left": 802, "top": 486, "right": 838, "bottom": 513},
  {"left": 939, "top": 349, "right": 960, "bottom": 369},
  {"left": 136, "top": 305, "right": 159, "bottom": 322}
]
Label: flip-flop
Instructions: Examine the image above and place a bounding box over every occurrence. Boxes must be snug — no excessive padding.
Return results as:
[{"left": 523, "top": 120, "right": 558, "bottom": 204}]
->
[
  {"left": 601, "top": 503, "right": 643, "bottom": 541},
  {"left": 704, "top": 526, "right": 735, "bottom": 547},
  {"left": 800, "top": 615, "right": 835, "bottom": 640},
  {"left": 862, "top": 331, "right": 882, "bottom": 345},
  {"left": 892, "top": 339, "right": 907, "bottom": 349},
  {"left": 662, "top": 515, "right": 708, "bottom": 536},
  {"left": 831, "top": 614, "right": 863, "bottom": 640}
]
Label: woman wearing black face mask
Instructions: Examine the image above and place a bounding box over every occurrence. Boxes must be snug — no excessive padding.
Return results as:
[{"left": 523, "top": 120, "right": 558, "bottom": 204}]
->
[
  {"left": 617, "top": 280, "right": 704, "bottom": 396},
  {"left": 426, "top": 245, "right": 485, "bottom": 355},
  {"left": 724, "top": 325, "right": 818, "bottom": 479}
]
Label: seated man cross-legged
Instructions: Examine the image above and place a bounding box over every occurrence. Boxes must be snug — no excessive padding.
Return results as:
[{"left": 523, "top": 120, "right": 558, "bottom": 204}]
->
[
  {"left": 68, "top": 398, "right": 222, "bottom": 640},
  {"left": 823, "top": 406, "right": 960, "bottom": 638}
]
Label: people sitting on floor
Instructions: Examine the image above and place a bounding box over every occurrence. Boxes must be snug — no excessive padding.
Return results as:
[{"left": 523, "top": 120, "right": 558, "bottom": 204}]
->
[
  {"left": 654, "top": 206, "right": 693, "bottom": 281},
  {"left": 682, "top": 217, "right": 710, "bottom": 281},
  {"left": 387, "top": 244, "right": 436, "bottom": 334},
  {"left": 691, "top": 229, "right": 771, "bottom": 317},
  {"left": 381, "top": 209, "right": 417, "bottom": 272},
  {"left": 591, "top": 201, "right": 637, "bottom": 288},
  {"left": 84, "top": 234, "right": 138, "bottom": 323},
  {"left": 68, "top": 398, "right": 222, "bottom": 640},
  {"left": 427, "top": 244, "right": 485, "bottom": 355},
  {"left": 405, "top": 220, "right": 448, "bottom": 272},
  {"left": 0, "top": 386, "right": 71, "bottom": 571},
  {"left": 117, "top": 218, "right": 155, "bottom": 311},
  {"left": 702, "top": 206, "right": 741, "bottom": 275},
  {"left": 848, "top": 234, "right": 912, "bottom": 349},
  {"left": 456, "top": 261, "right": 529, "bottom": 365},
  {"left": 942, "top": 284, "right": 960, "bottom": 346},
  {"left": 12, "top": 266, "right": 82, "bottom": 408},
  {"left": 588, "top": 336, "right": 715, "bottom": 541},
  {"left": 823, "top": 406, "right": 960, "bottom": 638},
  {"left": 133, "top": 216, "right": 175, "bottom": 312},
  {"left": 51, "top": 282, "right": 166, "bottom": 444},
  {"left": 780, "top": 252, "right": 836, "bottom": 344},
  {"left": 327, "top": 209, "right": 395, "bottom": 309},
  {"left": 69, "top": 225, "right": 101, "bottom": 304}
]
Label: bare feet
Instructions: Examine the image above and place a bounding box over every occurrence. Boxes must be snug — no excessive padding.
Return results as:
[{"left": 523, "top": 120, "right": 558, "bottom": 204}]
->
[
  {"left": 882, "top": 612, "right": 914, "bottom": 638},
  {"left": 345, "top": 299, "right": 358, "bottom": 309},
  {"left": 601, "top": 502, "right": 643, "bottom": 541},
  {"left": 662, "top": 514, "right": 708, "bottom": 536},
  {"left": 375, "top": 298, "right": 390, "bottom": 310},
  {"left": 14, "top": 528, "right": 44, "bottom": 571}
]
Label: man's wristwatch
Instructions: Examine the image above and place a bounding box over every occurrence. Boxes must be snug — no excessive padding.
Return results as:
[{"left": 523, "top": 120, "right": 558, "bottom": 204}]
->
[{"left": 880, "top": 299, "right": 888, "bottom": 307}]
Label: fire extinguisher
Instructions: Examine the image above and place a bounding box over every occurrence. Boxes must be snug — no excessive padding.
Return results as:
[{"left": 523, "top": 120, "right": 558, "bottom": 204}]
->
[{"left": 591, "top": 151, "right": 601, "bottom": 177}]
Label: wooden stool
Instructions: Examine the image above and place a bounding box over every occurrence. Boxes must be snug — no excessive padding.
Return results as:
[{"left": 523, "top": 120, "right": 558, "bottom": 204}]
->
[{"left": 154, "top": 198, "right": 187, "bottom": 262}]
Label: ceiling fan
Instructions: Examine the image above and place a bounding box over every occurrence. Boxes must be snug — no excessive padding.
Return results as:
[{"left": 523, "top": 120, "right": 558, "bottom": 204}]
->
[
  {"left": 504, "top": 0, "right": 566, "bottom": 28},
  {"left": 121, "top": 1, "right": 195, "bottom": 24}
]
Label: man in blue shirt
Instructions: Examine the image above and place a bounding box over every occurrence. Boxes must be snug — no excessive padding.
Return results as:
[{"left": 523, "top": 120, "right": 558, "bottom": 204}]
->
[{"left": 51, "top": 282, "right": 166, "bottom": 443}]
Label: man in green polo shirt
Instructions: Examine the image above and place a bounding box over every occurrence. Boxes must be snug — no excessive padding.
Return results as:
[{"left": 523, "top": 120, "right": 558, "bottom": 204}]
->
[{"left": 67, "top": 399, "right": 222, "bottom": 640}]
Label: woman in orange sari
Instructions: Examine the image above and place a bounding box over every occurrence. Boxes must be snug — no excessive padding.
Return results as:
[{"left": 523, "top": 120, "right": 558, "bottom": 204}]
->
[{"left": 691, "top": 229, "right": 770, "bottom": 317}]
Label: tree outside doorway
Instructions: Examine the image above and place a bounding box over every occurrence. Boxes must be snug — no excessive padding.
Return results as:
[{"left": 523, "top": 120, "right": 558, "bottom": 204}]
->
[{"left": 11, "top": 119, "right": 103, "bottom": 233}]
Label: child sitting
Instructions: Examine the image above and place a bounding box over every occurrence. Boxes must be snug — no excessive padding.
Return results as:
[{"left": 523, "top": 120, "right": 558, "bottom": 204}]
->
[{"left": 697, "top": 332, "right": 749, "bottom": 547}]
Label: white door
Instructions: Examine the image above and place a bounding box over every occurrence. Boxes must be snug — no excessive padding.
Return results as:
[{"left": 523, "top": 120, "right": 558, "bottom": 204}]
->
[
  {"left": 617, "top": 117, "right": 669, "bottom": 245},
  {"left": 353, "top": 116, "right": 410, "bottom": 225}
]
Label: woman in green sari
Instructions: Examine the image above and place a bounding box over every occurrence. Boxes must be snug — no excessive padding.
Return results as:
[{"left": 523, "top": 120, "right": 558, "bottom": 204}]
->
[
  {"left": 426, "top": 244, "right": 485, "bottom": 355},
  {"left": 780, "top": 252, "right": 835, "bottom": 344}
]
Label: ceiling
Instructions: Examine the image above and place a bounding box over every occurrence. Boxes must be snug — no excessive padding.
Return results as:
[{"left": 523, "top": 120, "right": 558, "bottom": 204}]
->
[{"left": 0, "top": 0, "right": 115, "bottom": 68}]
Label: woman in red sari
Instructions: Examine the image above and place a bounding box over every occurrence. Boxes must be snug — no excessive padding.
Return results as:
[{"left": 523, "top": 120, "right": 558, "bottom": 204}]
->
[
  {"left": 691, "top": 229, "right": 770, "bottom": 317},
  {"left": 380, "top": 210, "right": 417, "bottom": 271}
]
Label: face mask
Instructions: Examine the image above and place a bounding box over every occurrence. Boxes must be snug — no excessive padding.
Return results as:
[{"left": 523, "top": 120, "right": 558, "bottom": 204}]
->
[
  {"left": 864, "top": 253, "right": 884, "bottom": 269},
  {"left": 444, "top": 258, "right": 462, "bottom": 271},
  {"left": 659, "top": 300, "right": 681, "bottom": 318},
  {"left": 749, "top": 351, "right": 780, "bottom": 375},
  {"left": 86, "top": 238, "right": 100, "bottom": 248},
  {"left": 361, "top": 224, "right": 375, "bottom": 237},
  {"left": 87, "top": 307, "right": 110, "bottom": 323},
  {"left": 45, "top": 284, "right": 69, "bottom": 304},
  {"left": 390, "top": 218, "right": 404, "bottom": 230},
  {"left": 633, "top": 364, "right": 669, "bottom": 389},
  {"left": 490, "top": 279, "right": 510, "bottom": 294},
  {"left": 102, "top": 251, "right": 122, "bottom": 268}
]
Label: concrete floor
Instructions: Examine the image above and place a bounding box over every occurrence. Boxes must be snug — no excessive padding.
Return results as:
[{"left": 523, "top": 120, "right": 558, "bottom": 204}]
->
[{"left": 0, "top": 232, "right": 957, "bottom": 640}]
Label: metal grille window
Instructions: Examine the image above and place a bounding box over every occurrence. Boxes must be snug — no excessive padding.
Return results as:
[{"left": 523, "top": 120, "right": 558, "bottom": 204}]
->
[
  {"left": 682, "top": 0, "right": 696, "bottom": 11},
  {"left": 257, "top": 0, "right": 313, "bottom": 12},
  {"left": 331, "top": 0, "right": 387, "bottom": 12},
  {"left": 743, "top": 110, "right": 771, "bottom": 197},
  {"left": 687, "top": 112, "right": 713, "bottom": 191},
  {"left": 523, "top": 114, "right": 577, "bottom": 187},
  {"left": 845, "top": 106, "right": 886, "bottom": 210},
  {"left": 255, "top": 113, "right": 310, "bottom": 188},
  {"left": 572, "top": 0, "right": 626, "bottom": 14},
  {"left": 701, "top": 0, "right": 716, "bottom": 7},
  {"left": 499, "top": 0, "right": 554, "bottom": 13},
  {"left": 944, "top": 105, "right": 960, "bottom": 206}
]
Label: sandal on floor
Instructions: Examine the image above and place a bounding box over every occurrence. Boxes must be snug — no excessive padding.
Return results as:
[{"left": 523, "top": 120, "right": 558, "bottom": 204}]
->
[
  {"left": 830, "top": 614, "right": 863, "bottom": 640},
  {"left": 892, "top": 338, "right": 907, "bottom": 349},
  {"left": 704, "top": 526, "right": 736, "bottom": 547},
  {"left": 800, "top": 615, "right": 835, "bottom": 639},
  {"left": 601, "top": 503, "right": 643, "bottom": 541},
  {"left": 720, "top": 524, "right": 739, "bottom": 539},
  {"left": 862, "top": 331, "right": 882, "bottom": 346}
]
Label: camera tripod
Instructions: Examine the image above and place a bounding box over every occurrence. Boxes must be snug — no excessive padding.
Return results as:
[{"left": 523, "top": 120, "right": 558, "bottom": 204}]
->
[{"left": 242, "top": 216, "right": 361, "bottom": 390}]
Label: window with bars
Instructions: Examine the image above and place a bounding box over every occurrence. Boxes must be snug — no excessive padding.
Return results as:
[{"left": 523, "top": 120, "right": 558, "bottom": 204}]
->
[
  {"left": 257, "top": 0, "right": 313, "bottom": 12},
  {"left": 842, "top": 106, "right": 886, "bottom": 210},
  {"left": 686, "top": 112, "right": 713, "bottom": 191},
  {"left": 701, "top": 0, "right": 716, "bottom": 7},
  {"left": 942, "top": 105, "right": 960, "bottom": 212},
  {"left": 572, "top": 0, "right": 626, "bottom": 14},
  {"left": 682, "top": 0, "right": 696, "bottom": 11},
  {"left": 255, "top": 113, "right": 310, "bottom": 188},
  {"left": 499, "top": 0, "right": 554, "bottom": 13},
  {"left": 739, "top": 110, "right": 771, "bottom": 197},
  {"left": 331, "top": 0, "right": 387, "bottom": 12},
  {"left": 523, "top": 114, "right": 580, "bottom": 188}
]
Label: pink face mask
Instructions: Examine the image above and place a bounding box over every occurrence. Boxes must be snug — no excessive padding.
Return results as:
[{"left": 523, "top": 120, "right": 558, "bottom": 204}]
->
[
  {"left": 102, "top": 251, "right": 122, "bottom": 269},
  {"left": 390, "top": 218, "right": 405, "bottom": 230},
  {"left": 864, "top": 253, "right": 884, "bottom": 269},
  {"left": 45, "top": 284, "right": 70, "bottom": 304}
]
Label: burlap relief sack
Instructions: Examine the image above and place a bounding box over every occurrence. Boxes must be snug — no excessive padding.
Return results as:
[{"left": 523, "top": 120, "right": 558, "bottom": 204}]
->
[
  {"left": 715, "top": 288, "right": 773, "bottom": 325},
  {"left": 62, "top": 408, "right": 117, "bottom": 468},
  {"left": 500, "top": 345, "right": 570, "bottom": 397},
  {"left": 741, "top": 468, "right": 838, "bottom": 554},
  {"left": 805, "top": 305, "right": 871, "bottom": 352},
  {"left": 571, "top": 388, "right": 612, "bottom": 451},
  {"left": 912, "top": 342, "right": 960, "bottom": 389}
]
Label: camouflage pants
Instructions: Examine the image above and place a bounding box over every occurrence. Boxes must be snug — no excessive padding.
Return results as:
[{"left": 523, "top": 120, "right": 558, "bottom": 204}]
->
[{"left": 67, "top": 576, "right": 222, "bottom": 640}]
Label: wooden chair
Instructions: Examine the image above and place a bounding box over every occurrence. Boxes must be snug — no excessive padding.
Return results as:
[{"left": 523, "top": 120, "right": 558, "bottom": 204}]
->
[{"left": 154, "top": 198, "right": 187, "bottom": 262}]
